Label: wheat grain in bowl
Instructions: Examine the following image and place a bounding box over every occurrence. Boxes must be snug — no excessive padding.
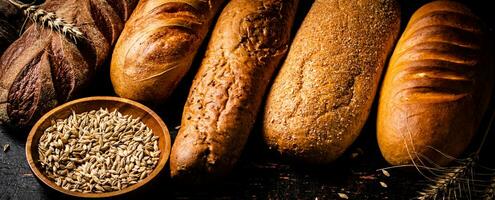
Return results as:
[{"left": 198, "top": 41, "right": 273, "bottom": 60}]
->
[{"left": 37, "top": 108, "right": 160, "bottom": 193}]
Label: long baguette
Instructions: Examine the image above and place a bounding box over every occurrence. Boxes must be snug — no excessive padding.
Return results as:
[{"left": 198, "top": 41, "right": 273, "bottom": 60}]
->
[
  {"left": 170, "top": 0, "right": 299, "bottom": 180},
  {"left": 110, "top": 0, "right": 226, "bottom": 104}
]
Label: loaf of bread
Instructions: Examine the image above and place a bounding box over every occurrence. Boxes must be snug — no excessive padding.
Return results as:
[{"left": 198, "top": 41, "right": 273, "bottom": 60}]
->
[
  {"left": 262, "top": 0, "right": 401, "bottom": 164},
  {"left": 0, "top": 0, "right": 23, "bottom": 53},
  {"left": 110, "top": 0, "right": 225, "bottom": 104},
  {"left": 0, "top": 0, "right": 138, "bottom": 127},
  {"left": 170, "top": 0, "right": 299, "bottom": 180},
  {"left": 377, "top": 1, "right": 493, "bottom": 166}
]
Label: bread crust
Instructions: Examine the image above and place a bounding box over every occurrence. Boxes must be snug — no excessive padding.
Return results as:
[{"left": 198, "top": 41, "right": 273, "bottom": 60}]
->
[
  {"left": 0, "top": 0, "right": 137, "bottom": 127},
  {"left": 170, "top": 0, "right": 299, "bottom": 180},
  {"left": 0, "top": 0, "right": 23, "bottom": 53},
  {"left": 262, "top": 0, "right": 401, "bottom": 164},
  {"left": 377, "top": 0, "right": 493, "bottom": 166},
  {"left": 111, "top": 0, "right": 225, "bottom": 103}
]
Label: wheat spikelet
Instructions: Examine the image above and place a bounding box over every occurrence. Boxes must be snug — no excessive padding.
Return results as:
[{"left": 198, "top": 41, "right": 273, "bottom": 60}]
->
[
  {"left": 7, "top": 0, "right": 83, "bottom": 41},
  {"left": 416, "top": 158, "right": 475, "bottom": 200},
  {"left": 483, "top": 176, "right": 495, "bottom": 200}
]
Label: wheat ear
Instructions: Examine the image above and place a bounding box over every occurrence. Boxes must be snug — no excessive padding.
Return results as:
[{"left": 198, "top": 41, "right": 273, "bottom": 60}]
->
[
  {"left": 7, "top": 0, "right": 83, "bottom": 41},
  {"left": 417, "top": 158, "right": 475, "bottom": 200},
  {"left": 483, "top": 176, "right": 495, "bottom": 200}
]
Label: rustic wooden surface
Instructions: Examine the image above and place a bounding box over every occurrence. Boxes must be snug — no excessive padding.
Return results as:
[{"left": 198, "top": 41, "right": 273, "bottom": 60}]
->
[
  {"left": 2, "top": 109, "right": 494, "bottom": 200},
  {"left": 1, "top": 0, "right": 494, "bottom": 199},
  {"left": 0, "top": 119, "right": 425, "bottom": 200}
]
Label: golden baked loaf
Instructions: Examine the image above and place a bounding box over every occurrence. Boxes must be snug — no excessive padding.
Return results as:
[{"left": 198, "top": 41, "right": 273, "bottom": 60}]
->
[
  {"left": 170, "top": 0, "right": 299, "bottom": 181},
  {"left": 377, "top": 0, "right": 493, "bottom": 166},
  {"left": 262, "top": 0, "right": 401, "bottom": 163},
  {"left": 110, "top": 0, "right": 225, "bottom": 103}
]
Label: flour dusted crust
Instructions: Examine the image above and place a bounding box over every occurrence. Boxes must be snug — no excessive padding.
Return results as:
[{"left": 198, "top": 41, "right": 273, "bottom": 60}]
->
[{"left": 263, "top": 0, "right": 401, "bottom": 164}]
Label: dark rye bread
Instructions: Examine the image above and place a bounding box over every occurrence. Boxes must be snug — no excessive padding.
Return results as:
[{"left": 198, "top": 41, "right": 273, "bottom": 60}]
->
[
  {"left": 0, "top": 0, "right": 138, "bottom": 127},
  {"left": 377, "top": 1, "right": 493, "bottom": 166},
  {"left": 262, "top": 0, "right": 401, "bottom": 164},
  {"left": 110, "top": 0, "right": 226, "bottom": 104},
  {"left": 170, "top": 0, "right": 299, "bottom": 181},
  {"left": 0, "top": 0, "right": 23, "bottom": 53}
]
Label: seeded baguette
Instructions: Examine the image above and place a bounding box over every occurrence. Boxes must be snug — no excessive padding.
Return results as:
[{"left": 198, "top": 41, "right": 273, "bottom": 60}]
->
[
  {"left": 0, "top": 0, "right": 138, "bottom": 127},
  {"left": 170, "top": 0, "right": 299, "bottom": 180},
  {"left": 377, "top": 1, "right": 493, "bottom": 166},
  {"left": 110, "top": 0, "right": 226, "bottom": 104},
  {"left": 262, "top": 0, "right": 401, "bottom": 163}
]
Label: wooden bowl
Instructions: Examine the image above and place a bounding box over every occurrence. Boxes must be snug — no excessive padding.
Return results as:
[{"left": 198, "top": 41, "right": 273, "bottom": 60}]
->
[{"left": 25, "top": 96, "right": 171, "bottom": 198}]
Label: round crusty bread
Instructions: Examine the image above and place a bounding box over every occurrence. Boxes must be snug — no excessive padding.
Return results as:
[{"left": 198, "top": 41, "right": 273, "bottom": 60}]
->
[
  {"left": 262, "top": 0, "right": 401, "bottom": 164},
  {"left": 377, "top": 1, "right": 493, "bottom": 166},
  {"left": 170, "top": 0, "right": 299, "bottom": 181}
]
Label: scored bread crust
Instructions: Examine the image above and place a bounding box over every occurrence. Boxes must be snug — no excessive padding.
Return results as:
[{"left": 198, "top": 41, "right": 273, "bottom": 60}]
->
[
  {"left": 111, "top": 0, "right": 225, "bottom": 103},
  {"left": 262, "top": 0, "right": 401, "bottom": 164},
  {"left": 0, "top": 0, "right": 138, "bottom": 127},
  {"left": 170, "top": 0, "right": 299, "bottom": 180},
  {"left": 0, "top": 0, "right": 23, "bottom": 54},
  {"left": 377, "top": 1, "right": 493, "bottom": 166}
]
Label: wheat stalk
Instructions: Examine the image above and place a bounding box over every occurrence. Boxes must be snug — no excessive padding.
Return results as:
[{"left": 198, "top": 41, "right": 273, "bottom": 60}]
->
[
  {"left": 415, "top": 107, "right": 495, "bottom": 200},
  {"left": 7, "top": 0, "right": 83, "bottom": 41},
  {"left": 483, "top": 176, "right": 495, "bottom": 200},
  {"left": 416, "top": 158, "right": 476, "bottom": 200}
]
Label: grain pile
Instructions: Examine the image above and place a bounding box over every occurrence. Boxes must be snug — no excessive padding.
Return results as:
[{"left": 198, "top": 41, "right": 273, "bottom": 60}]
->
[{"left": 38, "top": 108, "right": 160, "bottom": 193}]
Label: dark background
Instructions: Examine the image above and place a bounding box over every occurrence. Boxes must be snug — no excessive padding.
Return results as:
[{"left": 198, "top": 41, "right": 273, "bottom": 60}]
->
[{"left": 1, "top": 0, "right": 495, "bottom": 199}]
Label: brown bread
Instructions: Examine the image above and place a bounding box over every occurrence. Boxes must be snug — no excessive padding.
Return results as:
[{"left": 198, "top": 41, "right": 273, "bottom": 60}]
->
[
  {"left": 170, "top": 0, "right": 299, "bottom": 180},
  {"left": 110, "top": 0, "right": 226, "bottom": 104},
  {"left": 0, "top": 0, "right": 23, "bottom": 53},
  {"left": 262, "top": 0, "right": 401, "bottom": 164},
  {"left": 377, "top": 1, "right": 493, "bottom": 166},
  {"left": 0, "top": 0, "right": 138, "bottom": 127}
]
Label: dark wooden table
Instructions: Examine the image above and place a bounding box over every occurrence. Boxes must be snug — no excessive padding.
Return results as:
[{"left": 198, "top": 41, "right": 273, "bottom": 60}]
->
[
  {"left": 1, "top": 0, "right": 494, "bottom": 199},
  {"left": 3, "top": 107, "right": 494, "bottom": 200},
  {"left": 0, "top": 114, "right": 427, "bottom": 200}
]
